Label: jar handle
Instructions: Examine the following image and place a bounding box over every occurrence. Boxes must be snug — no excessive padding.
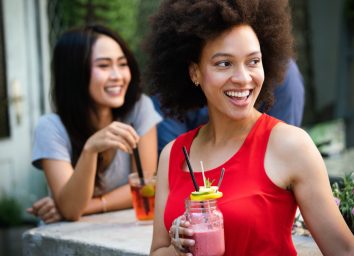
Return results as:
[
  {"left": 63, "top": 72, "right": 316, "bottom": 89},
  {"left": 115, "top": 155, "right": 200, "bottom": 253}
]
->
[{"left": 174, "top": 216, "right": 189, "bottom": 253}]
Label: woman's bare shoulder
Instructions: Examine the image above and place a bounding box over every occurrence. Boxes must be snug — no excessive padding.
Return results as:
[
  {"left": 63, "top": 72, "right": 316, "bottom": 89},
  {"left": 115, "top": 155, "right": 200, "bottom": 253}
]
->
[
  {"left": 156, "top": 140, "right": 175, "bottom": 177},
  {"left": 270, "top": 122, "right": 314, "bottom": 154},
  {"left": 268, "top": 122, "right": 325, "bottom": 180},
  {"left": 160, "top": 140, "right": 175, "bottom": 162}
]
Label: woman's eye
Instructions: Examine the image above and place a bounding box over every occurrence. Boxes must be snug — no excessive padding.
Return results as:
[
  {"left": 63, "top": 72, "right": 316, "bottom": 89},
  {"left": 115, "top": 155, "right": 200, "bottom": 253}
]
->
[
  {"left": 216, "top": 61, "right": 231, "bottom": 67},
  {"left": 97, "top": 63, "right": 109, "bottom": 68},
  {"left": 118, "top": 62, "right": 128, "bottom": 67},
  {"left": 249, "top": 58, "right": 261, "bottom": 65}
]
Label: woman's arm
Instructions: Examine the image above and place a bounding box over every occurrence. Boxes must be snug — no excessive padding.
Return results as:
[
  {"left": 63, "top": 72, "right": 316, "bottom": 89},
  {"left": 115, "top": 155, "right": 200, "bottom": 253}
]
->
[
  {"left": 43, "top": 149, "right": 98, "bottom": 221},
  {"left": 150, "top": 142, "right": 178, "bottom": 255},
  {"left": 43, "top": 122, "right": 139, "bottom": 221},
  {"left": 268, "top": 124, "right": 354, "bottom": 255},
  {"left": 83, "top": 184, "right": 132, "bottom": 215},
  {"left": 84, "top": 125, "right": 160, "bottom": 215}
]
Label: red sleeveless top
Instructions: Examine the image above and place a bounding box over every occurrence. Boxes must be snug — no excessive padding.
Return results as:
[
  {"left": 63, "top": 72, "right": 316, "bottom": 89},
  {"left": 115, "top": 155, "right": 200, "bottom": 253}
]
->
[{"left": 164, "top": 114, "right": 297, "bottom": 255}]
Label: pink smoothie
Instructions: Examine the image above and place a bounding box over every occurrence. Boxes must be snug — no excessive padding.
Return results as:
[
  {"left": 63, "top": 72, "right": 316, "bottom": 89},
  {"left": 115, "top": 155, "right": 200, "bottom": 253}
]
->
[{"left": 192, "top": 228, "right": 225, "bottom": 256}]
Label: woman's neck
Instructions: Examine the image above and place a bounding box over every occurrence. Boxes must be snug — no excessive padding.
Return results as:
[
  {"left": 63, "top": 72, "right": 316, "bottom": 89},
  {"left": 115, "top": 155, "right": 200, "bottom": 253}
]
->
[
  {"left": 200, "top": 109, "right": 261, "bottom": 146},
  {"left": 189, "top": 109, "right": 261, "bottom": 171},
  {"left": 90, "top": 108, "right": 113, "bottom": 130}
]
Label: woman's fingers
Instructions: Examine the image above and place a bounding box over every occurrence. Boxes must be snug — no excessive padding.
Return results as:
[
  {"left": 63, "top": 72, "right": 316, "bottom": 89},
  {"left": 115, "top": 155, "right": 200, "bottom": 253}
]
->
[
  {"left": 29, "top": 197, "right": 51, "bottom": 216},
  {"left": 170, "top": 219, "right": 194, "bottom": 255},
  {"left": 36, "top": 198, "right": 55, "bottom": 217},
  {"left": 26, "top": 207, "right": 36, "bottom": 216},
  {"left": 41, "top": 207, "right": 56, "bottom": 221},
  {"left": 86, "top": 122, "right": 140, "bottom": 153},
  {"left": 171, "top": 223, "right": 193, "bottom": 237},
  {"left": 42, "top": 208, "right": 62, "bottom": 224},
  {"left": 32, "top": 197, "right": 49, "bottom": 209},
  {"left": 171, "top": 237, "right": 194, "bottom": 255},
  {"left": 44, "top": 216, "right": 59, "bottom": 224},
  {"left": 110, "top": 122, "right": 139, "bottom": 149},
  {"left": 114, "top": 140, "right": 132, "bottom": 153},
  {"left": 29, "top": 197, "right": 62, "bottom": 224},
  {"left": 118, "top": 122, "right": 139, "bottom": 141}
]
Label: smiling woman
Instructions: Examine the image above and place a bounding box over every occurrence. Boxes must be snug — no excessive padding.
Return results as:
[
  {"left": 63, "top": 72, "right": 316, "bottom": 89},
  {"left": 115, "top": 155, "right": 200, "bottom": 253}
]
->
[
  {"left": 145, "top": 0, "right": 354, "bottom": 255},
  {"left": 27, "top": 24, "right": 162, "bottom": 223}
]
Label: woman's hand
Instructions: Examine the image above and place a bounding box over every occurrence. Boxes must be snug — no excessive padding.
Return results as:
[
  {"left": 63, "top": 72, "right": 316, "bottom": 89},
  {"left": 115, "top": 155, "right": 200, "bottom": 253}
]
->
[
  {"left": 27, "top": 196, "right": 62, "bottom": 224},
  {"left": 84, "top": 122, "right": 139, "bottom": 154},
  {"left": 169, "top": 216, "right": 195, "bottom": 256}
]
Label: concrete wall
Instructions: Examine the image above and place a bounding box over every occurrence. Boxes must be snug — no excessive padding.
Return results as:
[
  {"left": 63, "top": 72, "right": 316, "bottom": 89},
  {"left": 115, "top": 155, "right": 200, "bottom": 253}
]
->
[
  {"left": 308, "top": 0, "right": 345, "bottom": 113},
  {"left": 308, "top": 0, "right": 354, "bottom": 146}
]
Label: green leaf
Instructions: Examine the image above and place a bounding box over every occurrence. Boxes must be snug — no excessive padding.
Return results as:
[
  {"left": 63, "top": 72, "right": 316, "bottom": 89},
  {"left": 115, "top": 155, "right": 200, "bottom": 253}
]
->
[{"left": 205, "top": 178, "right": 215, "bottom": 188}]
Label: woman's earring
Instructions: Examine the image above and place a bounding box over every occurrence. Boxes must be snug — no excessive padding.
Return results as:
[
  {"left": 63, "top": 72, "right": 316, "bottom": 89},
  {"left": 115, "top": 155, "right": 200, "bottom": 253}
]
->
[{"left": 194, "top": 81, "right": 200, "bottom": 87}]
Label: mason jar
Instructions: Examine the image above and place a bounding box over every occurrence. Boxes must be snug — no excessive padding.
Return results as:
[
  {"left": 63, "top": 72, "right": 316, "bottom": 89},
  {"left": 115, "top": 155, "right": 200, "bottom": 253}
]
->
[{"left": 184, "top": 199, "right": 225, "bottom": 256}]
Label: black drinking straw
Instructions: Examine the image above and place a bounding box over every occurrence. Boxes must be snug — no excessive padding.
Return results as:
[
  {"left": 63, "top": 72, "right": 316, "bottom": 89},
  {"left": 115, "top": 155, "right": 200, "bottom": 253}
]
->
[
  {"left": 133, "top": 147, "right": 150, "bottom": 215},
  {"left": 182, "top": 146, "right": 199, "bottom": 191}
]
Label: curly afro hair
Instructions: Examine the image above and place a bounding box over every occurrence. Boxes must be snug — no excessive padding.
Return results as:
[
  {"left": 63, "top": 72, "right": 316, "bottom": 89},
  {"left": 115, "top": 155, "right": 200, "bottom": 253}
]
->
[{"left": 144, "top": 0, "right": 293, "bottom": 118}]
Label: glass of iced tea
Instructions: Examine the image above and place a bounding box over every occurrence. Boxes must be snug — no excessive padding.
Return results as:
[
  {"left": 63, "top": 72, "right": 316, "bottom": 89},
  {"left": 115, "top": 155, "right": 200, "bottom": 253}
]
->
[{"left": 128, "top": 172, "right": 156, "bottom": 224}]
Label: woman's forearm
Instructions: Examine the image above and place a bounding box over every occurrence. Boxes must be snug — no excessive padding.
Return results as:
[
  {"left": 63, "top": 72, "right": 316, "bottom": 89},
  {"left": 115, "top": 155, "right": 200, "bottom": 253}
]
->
[
  {"left": 83, "top": 184, "right": 132, "bottom": 215},
  {"left": 56, "top": 149, "right": 98, "bottom": 220},
  {"left": 150, "top": 245, "right": 176, "bottom": 256}
]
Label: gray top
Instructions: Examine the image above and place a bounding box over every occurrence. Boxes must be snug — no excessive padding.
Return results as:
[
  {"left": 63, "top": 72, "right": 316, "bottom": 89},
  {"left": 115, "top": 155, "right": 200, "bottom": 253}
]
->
[{"left": 32, "top": 94, "right": 162, "bottom": 195}]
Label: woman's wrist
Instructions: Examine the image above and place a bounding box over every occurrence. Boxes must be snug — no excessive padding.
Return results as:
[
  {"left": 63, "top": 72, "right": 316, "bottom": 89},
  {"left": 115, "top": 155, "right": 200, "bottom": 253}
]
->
[
  {"left": 100, "top": 195, "right": 107, "bottom": 213},
  {"left": 82, "top": 141, "right": 98, "bottom": 154}
]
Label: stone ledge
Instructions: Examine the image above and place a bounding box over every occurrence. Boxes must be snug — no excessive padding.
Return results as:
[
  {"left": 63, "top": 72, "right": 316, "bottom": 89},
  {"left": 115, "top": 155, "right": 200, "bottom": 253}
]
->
[
  {"left": 22, "top": 209, "right": 322, "bottom": 256},
  {"left": 292, "top": 235, "right": 322, "bottom": 256},
  {"left": 23, "top": 210, "right": 152, "bottom": 256}
]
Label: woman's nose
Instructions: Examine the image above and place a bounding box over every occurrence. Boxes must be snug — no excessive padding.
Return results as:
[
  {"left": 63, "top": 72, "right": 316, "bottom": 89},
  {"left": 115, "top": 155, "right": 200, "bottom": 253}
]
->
[
  {"left": 110, "top": 67, "right": 123, "bottom": 80},
  {"left": 230, "top": 66, "right": 252, "bottom": 84}
]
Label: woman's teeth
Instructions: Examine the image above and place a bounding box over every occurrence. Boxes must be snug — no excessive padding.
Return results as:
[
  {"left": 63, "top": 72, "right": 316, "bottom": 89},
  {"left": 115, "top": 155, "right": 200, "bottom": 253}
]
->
[
  {"left": 105, "top": 87, "right": 121, "bottom": 94},
  {"left": 225, "top": 90, "right": 250, "bottom": 98}
]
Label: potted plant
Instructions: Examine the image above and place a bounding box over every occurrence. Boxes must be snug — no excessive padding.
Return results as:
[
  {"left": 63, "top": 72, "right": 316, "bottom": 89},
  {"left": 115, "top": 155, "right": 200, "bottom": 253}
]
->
[
  {"left": 0, "top": 195, "right": 22, "bottom": 227},
  {"left": 332, "top": 173, "right": 354, "bottom": 233},
  {"left": 0, "top": 194, "right": 34, "bottom": 255}
]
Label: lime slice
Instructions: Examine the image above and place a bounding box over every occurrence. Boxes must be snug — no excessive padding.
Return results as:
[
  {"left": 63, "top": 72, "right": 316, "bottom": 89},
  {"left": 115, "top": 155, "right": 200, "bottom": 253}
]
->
[
  {"left": 191, "top": 191, "right": 209, "bottom": 196},
  {"left": 190, "top": 191, "right": 223, "bottom": 201},
  {"left": 140, "top": 184, "right": 155, "bottom": 197}
]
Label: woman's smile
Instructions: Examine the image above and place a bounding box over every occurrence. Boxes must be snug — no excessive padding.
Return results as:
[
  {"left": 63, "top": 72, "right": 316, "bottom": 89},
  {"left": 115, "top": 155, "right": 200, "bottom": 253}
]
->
[
  {"left": 224, "top": 89, "right": 253, "bottom": 107},
  {"left": 104, "top": 85, "right": 123, "bottom": 96}
]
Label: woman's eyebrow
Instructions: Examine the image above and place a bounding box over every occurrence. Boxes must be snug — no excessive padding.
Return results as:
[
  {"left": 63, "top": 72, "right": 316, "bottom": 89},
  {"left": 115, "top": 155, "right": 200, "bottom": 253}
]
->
[
  {"left": 94, "top": 56, "right": 127, "bottom": 62},
  {"left": 211, "top": 51, "right": 262, "bottom": 59},
  {"left": 211, "top": 53, "right": 233, "bottom": 59}
]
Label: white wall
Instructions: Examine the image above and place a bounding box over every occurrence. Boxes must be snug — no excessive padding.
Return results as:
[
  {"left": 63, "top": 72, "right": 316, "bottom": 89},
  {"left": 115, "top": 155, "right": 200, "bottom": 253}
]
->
[{"left": 0, "top": 0, "right": 50, "bottom": 217}]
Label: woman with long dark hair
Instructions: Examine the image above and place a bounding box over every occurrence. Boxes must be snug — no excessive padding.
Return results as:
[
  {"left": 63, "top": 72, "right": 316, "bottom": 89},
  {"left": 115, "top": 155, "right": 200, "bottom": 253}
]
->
[{"left": 28, "top": 24, "right": 161, "bottom": 222}]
